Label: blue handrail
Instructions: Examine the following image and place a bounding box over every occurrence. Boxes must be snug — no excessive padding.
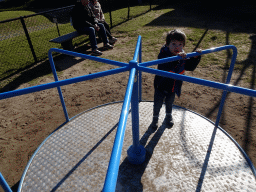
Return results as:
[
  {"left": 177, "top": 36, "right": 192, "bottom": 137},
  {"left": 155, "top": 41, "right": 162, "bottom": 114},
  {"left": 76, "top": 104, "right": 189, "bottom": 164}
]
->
[
  {"left": 0, "top": 173, "right": 12, "bottom": 192},
  {"left": 139, "top": 66, "right": 256, "bottom": 97},
  {"left": 0, "top": 67, "right": 129, "bottom": 100},
  {"left": 1, "top": 35, "right": 256, "bottom": 192},
  {"left": 103, "top": 36, "right": 146, "bottom": 191},
  {"left": 133, "top": 35, "right": 142, "bottom": 61},
  {"left": 103, "top": 67, "right": 136, "bottom": 191}
]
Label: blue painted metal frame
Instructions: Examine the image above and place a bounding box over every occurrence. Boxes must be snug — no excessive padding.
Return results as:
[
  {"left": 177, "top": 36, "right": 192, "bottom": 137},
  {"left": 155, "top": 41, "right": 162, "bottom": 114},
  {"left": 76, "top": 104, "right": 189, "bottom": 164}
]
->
[
  {"left": 1, "top": 35, "right": 256, "bottom": 192},
  {"left": 103, "top": 35, "right": 146, "bottom": 190},
  {"left": 129, "top": 36, "right": 146, "bottom": 164},
  {"left": 0, "top": 173, "right": 12, "bottom": 192}
]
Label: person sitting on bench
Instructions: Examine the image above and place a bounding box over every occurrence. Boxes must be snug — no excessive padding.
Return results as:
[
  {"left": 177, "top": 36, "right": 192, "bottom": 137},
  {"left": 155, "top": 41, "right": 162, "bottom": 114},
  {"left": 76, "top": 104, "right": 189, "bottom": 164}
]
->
[
  {"left": 71, "top": 0, "right": 113, "bottom": 56},
  {"left": 89, "top": 0, "right": 117, "bottom": 45}
]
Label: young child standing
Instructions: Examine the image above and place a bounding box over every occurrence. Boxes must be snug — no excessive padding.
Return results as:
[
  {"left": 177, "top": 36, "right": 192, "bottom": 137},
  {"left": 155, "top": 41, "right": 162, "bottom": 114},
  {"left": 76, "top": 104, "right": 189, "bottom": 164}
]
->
[{"left": 152, "top": 29, "right": 202, "bottom": 129}]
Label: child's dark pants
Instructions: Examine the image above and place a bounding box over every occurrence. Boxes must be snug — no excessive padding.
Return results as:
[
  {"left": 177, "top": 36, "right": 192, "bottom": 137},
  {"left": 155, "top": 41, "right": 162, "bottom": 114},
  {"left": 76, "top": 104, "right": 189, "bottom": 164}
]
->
[{"left": 153, "top": 88, "right": 175, "bottom": 118}]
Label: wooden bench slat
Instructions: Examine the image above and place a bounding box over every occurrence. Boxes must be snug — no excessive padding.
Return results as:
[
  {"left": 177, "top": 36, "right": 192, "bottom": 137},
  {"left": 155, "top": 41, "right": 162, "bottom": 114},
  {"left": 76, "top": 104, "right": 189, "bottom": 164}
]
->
[
  {"left": 49, "top": 31, "right": 83, "bottom": 50},
  {"left": 49, "top": 31, "right": 80, "bottom": 43}
]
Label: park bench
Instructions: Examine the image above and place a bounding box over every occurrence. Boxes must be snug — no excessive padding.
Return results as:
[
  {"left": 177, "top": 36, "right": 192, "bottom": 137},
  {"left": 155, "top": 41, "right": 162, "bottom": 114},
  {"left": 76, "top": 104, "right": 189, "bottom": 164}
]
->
[{"left": 49, "top": 31, "right": 82, "bottom": 51}]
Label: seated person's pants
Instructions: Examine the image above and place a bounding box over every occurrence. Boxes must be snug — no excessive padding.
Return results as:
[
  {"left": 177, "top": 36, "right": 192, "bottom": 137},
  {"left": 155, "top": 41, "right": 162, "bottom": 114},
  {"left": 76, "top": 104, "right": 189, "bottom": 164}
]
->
[{"left": 76, "top": 23, "right": 109, "bottom": 50}]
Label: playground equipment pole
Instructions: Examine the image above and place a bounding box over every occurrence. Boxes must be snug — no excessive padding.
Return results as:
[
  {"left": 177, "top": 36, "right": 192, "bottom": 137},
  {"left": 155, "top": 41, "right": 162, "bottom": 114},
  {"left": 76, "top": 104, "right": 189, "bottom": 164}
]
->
[
  {"left": 103, "top": 67, "right": 136, "bottom": 192},
  {"left": 127, "top": 62, "right": 146, "bottom": 164},
  {"left": 103, "top": 36, "right": 146, "bottom": 191},
  {"left": 48, "top": 51, "right": 69, "bottom": 122},
  {"left": 127, "top": 36, "right": 146, "bottom": 164},
  {"left": 138, "top": 37, "right": 142, "bottom": 101},
  {"left": 0, "top": 172, "right": 12, "bottom": 192}
]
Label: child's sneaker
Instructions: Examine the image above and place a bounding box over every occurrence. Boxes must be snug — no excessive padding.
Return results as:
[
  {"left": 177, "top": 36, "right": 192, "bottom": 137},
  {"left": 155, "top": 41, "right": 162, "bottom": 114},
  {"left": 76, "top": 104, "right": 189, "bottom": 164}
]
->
[
  {"left": 151, "top": 116, "right": 158, "bottom": 129},
  {"left": 165, "top": 114, "right": 174, "bottom": 128}
]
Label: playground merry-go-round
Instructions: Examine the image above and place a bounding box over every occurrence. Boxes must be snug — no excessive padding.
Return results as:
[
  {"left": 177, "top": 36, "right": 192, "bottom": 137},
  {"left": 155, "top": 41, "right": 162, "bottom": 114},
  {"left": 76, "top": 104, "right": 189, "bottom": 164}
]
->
[{"left": 1, "top": 36, "right": 256, "bottom": 192}]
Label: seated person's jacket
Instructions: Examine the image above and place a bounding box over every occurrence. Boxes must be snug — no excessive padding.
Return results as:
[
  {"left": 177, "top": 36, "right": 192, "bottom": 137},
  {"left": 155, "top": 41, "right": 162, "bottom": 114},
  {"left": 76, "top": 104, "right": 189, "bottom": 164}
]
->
[
  {"left": 154, "top": 45, "right": 201, "bottom": 97},
  {"left": 71, "top": 2, "right": 98, "bottom": 31}
]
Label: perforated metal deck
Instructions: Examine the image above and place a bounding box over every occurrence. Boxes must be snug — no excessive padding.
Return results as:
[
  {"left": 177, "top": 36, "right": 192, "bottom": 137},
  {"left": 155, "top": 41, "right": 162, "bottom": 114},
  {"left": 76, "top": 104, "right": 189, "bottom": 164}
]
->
[{"left": 19, "top": 102, "right": 256, "bottom": 191}]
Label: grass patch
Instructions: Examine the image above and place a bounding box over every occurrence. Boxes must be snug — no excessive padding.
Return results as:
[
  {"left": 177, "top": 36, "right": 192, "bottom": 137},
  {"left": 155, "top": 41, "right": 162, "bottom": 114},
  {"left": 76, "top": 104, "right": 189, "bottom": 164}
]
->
[
  {"left": 0, "top": 20, "right": 88, "bottom": 80},
  {"left": 110, "top": 9, "right": 254, "bottom": 84},
  {"left": 104, "top": 5, "right": 155, "bottom": 28},
  {"left": 0, "top": 10, "right": 36, "bottom": 21},
  {"left": 0, "top": 25, "right": 61, "bottom": 80},
  {"left": 113, "top": 8, "right": 173, "bottom": 33},
  {"left": 0, "top": 5, "right": 155, "bottom": 83}
]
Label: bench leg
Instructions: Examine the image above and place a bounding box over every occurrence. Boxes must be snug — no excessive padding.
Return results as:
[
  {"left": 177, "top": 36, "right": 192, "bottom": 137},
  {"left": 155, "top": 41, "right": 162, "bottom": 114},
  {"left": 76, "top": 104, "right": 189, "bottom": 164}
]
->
[{"left": 61, "top": 40, "right": 74, "bottom": 51}]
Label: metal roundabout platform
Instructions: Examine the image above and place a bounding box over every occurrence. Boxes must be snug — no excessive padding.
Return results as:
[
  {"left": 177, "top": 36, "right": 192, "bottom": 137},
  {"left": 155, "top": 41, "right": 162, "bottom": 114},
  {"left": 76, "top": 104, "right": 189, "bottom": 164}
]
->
[
  {"left": 18, "top": 101, "right": 256, "bottom": 191},
  {"left": 1, "top": 37, "right": 256, "bottom": 192}
]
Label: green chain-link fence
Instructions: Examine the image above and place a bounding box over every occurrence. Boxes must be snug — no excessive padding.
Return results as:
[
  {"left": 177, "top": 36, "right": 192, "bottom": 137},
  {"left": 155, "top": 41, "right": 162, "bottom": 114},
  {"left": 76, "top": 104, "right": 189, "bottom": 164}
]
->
[{"left": 0, "top": 0, "right": 167, "bottom": 91}]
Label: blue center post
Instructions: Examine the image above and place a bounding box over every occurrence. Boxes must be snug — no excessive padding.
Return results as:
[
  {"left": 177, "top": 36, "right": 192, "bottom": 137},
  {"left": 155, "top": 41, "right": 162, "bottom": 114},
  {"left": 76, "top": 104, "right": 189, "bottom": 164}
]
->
[{"left": 127, "top": 35, "right": 146, "bottom": 164}]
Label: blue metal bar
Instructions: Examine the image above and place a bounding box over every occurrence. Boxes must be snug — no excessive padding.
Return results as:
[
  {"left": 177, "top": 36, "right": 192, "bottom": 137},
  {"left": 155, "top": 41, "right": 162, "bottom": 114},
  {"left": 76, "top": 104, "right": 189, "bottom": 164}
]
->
[
  {"left": 195, "top": 45, "right": 237, "bottom": 190},
  {"left": 48, "top": 49, "right": 69, "bottom": 122},
  {"left": 139, "top": 38, "right": 142, "bottom": 64},
  {"left": 215, "top": 91, "right": 228, "bottom": 127},
  {"left": 130, "top": 36, "right": 141, "bottom": 147},
  {"left": 48, "top": 48, "right": 128, "bottom": 67},
  {"left": 138, "top": 72, "right": 142, "bottom": 102},
  {"left": 139, "top": 45, "right": 237, "bottom": 67},
  {"left": 103, "top": 68, "right": 136, "bottom": 192},
  {"left": 0, "top": 172, "right": 12, "bottom": 192},
  {"left": 196, "top": 126, "right": 218, "bottom": 191},
  {"left": 131, "top": 69, "right": 140, "bottom": 147},
  {"left": 0, "top": 67, "right": 129, "bottom": 100},
  {"left": 127, "top": 65, "right": 146, "bottom": 165},
  {"left": 47, "top": 48, "right": 129, "bottom": 122},
  {"left": 137, "top": 66, "right": 256, "bottom": 97},
  {"left": 138, "top": 37, "right": 142, "bottom": 101},
  {"left": 214, "top": 45, "right": 237, "bottom": 127},
  {"left": 225, "top": 46, "right": 237, "bottom": 84},
  {"left": 133, "top": 35, "right": 142, "bottom": 61}
]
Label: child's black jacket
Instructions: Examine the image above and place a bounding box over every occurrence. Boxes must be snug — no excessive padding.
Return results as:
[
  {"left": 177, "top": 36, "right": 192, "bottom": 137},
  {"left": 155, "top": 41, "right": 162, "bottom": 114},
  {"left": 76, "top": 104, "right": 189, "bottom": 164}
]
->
[{"left": 154, "top": 45, "right": 201, "bottom": 97}]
